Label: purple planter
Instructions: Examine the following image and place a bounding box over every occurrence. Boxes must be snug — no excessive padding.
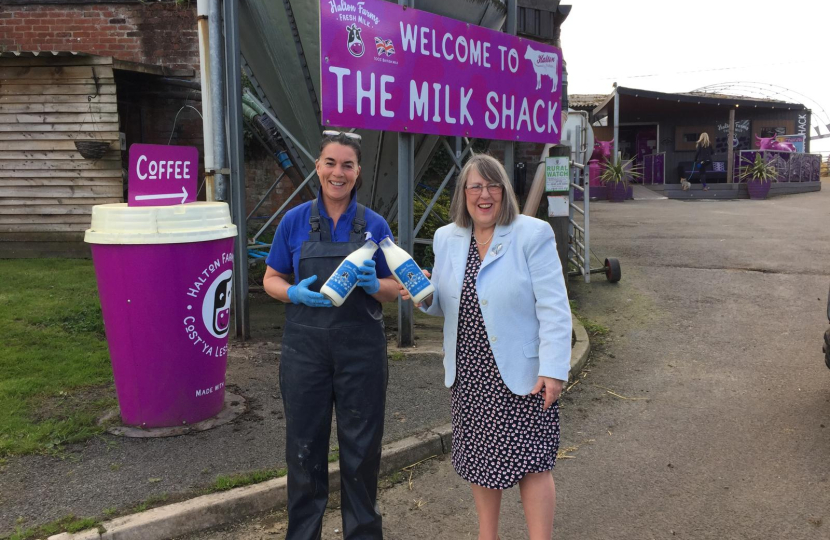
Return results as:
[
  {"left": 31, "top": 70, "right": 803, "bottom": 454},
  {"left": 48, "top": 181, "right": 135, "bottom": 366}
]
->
[
  {"left": 747, "top": 179, "right": 772, "bottom": 200},
  {"left": 606, "top": 182, "right": 628, "bottom": 202},
  {"left": 590, "top": 186, "right": 607, "bottom": 200}
]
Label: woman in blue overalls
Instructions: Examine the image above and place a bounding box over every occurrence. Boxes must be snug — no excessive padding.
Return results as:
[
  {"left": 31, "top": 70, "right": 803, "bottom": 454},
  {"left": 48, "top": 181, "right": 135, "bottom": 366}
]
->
[{"left": 263, "top": 131, "right": 399, "bottom": 539}]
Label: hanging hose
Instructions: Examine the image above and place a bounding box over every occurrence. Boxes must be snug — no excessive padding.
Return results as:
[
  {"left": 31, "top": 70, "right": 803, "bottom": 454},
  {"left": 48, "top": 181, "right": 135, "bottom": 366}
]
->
[{"left": 241, "top": 95, "right": 314, "bottom": 201}]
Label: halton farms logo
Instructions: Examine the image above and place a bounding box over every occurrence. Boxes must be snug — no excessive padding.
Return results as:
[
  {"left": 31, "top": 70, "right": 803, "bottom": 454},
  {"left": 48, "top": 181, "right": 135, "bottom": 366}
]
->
[
  {"left": 374, "top": 37, "right": 395, "bottom": 57},
  {"left": 346, "top": 23, "right": 365, "bottom": 57},
  {"left": 184, "top": 253, "right": 233, "bottom": 359}
]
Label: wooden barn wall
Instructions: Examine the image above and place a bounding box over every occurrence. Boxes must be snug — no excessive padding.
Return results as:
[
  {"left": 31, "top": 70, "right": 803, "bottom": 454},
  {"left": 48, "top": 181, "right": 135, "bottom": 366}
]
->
[{"left": 0, "top": 55, "right": 121, "bottom": 257}]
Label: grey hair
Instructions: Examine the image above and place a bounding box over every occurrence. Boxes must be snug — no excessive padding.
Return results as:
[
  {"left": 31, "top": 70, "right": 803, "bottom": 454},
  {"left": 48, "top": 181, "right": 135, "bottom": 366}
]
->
[{"left": 449, "top": 154, "right": 520, "bottom": 228}]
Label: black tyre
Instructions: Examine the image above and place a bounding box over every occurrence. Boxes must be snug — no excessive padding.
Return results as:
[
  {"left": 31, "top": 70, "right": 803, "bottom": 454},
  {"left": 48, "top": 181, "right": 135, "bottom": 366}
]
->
[
  {"left": 824, "top": 328, "right": 830, "bottom": 370},
  {"left": 605, "top": 258, "right": 621, "bottom": 283}
]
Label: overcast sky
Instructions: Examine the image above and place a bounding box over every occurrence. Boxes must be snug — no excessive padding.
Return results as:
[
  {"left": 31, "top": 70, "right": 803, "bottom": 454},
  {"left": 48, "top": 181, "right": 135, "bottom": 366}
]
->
[{"left": 560, "top": 0, "right": 828, "bottom": 154}]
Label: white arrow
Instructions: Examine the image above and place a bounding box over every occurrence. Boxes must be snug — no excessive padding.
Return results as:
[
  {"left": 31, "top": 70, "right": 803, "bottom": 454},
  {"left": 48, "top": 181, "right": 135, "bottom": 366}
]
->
[{"left": 135, "top": 186, "right": 189, "bottom": 204}]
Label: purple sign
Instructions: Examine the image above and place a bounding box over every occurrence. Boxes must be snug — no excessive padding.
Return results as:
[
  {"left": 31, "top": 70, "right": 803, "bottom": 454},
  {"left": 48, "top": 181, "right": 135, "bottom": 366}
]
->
[
  {"left": 128, "top": 144, "right": 198, "bottom": 207},
  {"left": 320, "top": 0, "right": 562, "bottom": 144}
]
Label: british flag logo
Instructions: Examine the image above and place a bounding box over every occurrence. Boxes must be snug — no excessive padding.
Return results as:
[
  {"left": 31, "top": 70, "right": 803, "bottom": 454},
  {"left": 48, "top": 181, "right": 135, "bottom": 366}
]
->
[{"left": 375, "top": 37, "right": 395, "bottom": 57}]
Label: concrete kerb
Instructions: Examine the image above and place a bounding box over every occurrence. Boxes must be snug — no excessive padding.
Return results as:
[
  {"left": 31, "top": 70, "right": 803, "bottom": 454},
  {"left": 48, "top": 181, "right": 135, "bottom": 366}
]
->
[{"left": 50, "top": 318, "right": 590, "bottom": 540}]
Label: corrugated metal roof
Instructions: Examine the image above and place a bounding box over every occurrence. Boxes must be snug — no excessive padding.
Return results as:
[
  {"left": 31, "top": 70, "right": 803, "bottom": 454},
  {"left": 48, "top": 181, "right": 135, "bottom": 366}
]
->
[{"left": 569, "top": 93, "right": 609, "bottom": 108}]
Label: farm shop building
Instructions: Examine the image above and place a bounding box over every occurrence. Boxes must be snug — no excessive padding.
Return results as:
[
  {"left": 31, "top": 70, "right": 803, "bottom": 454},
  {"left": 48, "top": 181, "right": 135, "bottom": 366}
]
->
[{"left": 579, "top": 86, "right": 810, "bottom": 184}]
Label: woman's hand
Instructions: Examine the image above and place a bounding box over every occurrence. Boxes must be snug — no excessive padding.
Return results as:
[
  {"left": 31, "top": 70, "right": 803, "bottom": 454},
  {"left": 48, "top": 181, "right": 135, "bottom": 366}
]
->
[
  {"left": 287, "top": 275, "right": 332, "bottom": 308},
  {"left": 399, "top": 269, "right": 431, "bottom": 307},
  {"left": 356, "top": 259, "right": 380, "bottom": 295},
  {"left": 530, "top": 376, "right": 564, "bottom": 410}
]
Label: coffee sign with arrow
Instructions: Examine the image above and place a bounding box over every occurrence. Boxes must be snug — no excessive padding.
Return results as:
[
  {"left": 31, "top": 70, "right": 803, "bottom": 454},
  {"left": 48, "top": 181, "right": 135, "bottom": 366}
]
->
[{"left": 128, "top": 144, "right": 198, "bottom": 207}]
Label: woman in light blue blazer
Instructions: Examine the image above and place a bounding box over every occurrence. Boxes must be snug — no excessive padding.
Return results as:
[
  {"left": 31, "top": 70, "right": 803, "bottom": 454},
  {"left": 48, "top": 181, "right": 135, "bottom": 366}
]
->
[{"left": 403, "top": 154, "right": 572, "bottom": 540}]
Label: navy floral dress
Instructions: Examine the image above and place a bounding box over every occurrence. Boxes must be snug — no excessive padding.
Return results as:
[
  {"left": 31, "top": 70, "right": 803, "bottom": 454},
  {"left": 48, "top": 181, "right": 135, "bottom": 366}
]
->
[{"left": 451, "top": 235, "right": 561, "bottom": 489}]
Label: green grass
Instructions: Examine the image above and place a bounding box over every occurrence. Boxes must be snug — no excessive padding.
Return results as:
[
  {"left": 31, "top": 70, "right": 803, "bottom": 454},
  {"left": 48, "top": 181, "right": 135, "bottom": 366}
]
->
[
  {"left": 131, "top": 493, "right": 169, "bottom": 513},
  {"left": 4, "top": 515, "right": 100, "bottom": 540},
  {"left": 577, "top": 316, "right": 609, "bottom": 337},
  {"left": 0, "top": 260, "right": 115, "bottom": 457},
  {"left": 209, "top": 467, "right": 288, "bottom": 492}
]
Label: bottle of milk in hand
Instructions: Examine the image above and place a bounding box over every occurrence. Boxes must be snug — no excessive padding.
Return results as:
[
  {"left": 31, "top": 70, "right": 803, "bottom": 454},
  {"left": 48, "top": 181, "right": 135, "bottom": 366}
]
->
[
  {"left": 319, "top": 239, "right": 379, "bottom": 307},
  {"left": 378, "top": 236, "right": 434, "bottom": 304}
]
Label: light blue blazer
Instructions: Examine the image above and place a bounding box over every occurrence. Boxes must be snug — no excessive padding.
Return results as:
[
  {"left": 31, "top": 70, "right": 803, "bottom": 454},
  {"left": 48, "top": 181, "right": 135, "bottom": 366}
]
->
[{"left": 423, "top": 215, "right": 572, "bottom": 395}]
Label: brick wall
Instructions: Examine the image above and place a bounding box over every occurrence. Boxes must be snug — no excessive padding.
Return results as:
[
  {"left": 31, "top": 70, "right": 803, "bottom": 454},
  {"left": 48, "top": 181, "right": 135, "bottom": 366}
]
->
[{"left": 0, "top": 1, "right": 199, "bottom": 71}]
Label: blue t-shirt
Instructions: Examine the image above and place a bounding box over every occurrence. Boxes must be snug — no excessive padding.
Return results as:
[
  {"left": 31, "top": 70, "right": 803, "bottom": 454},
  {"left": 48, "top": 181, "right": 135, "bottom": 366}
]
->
[{"left": 266, "top": 192, "right": 394, "bottom": 282}]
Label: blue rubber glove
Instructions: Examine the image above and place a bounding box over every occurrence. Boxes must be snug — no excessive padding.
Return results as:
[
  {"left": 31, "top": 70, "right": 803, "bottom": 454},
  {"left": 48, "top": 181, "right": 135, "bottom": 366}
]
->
[
  {"left": 287, "top": 275, "right": 332, "bottom": 308},
  {"left": 356, "top": 259, "right": 380, "bottom": 295}
]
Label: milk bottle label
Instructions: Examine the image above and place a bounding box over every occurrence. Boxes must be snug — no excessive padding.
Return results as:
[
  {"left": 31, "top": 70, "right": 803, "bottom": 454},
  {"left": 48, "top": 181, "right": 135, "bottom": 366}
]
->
[
  {"left": 395, "top": 260, "right": 430, "bottom": 296},
  {"left": 325, "top": 260, "right": 360, "bottom": 298}
]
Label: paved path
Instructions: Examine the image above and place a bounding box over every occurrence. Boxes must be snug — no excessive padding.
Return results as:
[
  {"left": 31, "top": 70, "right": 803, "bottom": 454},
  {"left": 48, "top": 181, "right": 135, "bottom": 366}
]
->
[{"left": 185, "top": 187, "right": 830, "bottom": 539}]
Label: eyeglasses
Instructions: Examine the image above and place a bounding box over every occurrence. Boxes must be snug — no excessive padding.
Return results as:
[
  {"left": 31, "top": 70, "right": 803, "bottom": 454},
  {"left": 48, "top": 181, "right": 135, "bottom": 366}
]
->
[
  {"left": 465, "top": 183, "right": 504, "bottom": 195},
  {"left": 322, "top": 130, "right": 362, "bottom": 142}
]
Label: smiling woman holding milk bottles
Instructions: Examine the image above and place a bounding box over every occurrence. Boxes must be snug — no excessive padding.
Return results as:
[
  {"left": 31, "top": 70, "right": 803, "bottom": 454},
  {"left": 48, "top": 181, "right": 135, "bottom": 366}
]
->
[
  {"left": 402, "top": 154, "right": 572, "bottom": 540},
  {"left": 263, "top": 131, "right": 399, "bottom": 540}
]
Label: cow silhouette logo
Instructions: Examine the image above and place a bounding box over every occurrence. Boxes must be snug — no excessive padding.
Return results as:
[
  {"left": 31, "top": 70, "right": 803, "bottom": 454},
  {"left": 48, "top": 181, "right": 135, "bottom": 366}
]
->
[
  {"left": 346, "top": 24, "right": 365, "bottom": 58},
  {"left": 202, "top": 269, "right": 233, "bottom": 338},
  {"left": 524, "top": 45, "right": 559, "bottom": 92}
]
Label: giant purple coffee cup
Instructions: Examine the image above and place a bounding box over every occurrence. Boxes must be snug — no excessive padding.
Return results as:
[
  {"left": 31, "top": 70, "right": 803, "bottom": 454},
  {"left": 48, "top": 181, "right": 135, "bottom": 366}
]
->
[{"left": 85, "top": 203, "right": 237, "bottom": 428}]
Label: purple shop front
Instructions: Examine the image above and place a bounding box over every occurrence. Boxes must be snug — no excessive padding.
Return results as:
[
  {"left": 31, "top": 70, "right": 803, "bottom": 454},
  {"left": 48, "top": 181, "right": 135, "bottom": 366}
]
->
[{"left": 320, "top": 0, "right": 562, "bottom": 144}]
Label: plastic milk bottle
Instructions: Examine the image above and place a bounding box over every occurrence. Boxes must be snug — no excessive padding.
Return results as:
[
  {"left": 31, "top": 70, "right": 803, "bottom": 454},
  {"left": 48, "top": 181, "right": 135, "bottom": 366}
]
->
[
  {"left": 320, "top": 239, "right": 379, "bottom": 307},
  {"left": 378, "top": 236, "right": 435, "bottom": 304}
]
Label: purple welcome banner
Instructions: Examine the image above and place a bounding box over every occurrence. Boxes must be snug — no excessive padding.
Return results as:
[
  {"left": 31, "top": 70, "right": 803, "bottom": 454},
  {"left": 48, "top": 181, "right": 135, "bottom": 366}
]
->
[{"left": 320, "top": 0, "right": 562, "bottom": 144}]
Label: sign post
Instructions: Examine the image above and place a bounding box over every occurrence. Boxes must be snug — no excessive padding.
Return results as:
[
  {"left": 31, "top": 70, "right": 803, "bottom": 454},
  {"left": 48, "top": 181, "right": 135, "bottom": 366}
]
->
[{"left": 547, "top": 145, "right": 570, "bottom": 289}]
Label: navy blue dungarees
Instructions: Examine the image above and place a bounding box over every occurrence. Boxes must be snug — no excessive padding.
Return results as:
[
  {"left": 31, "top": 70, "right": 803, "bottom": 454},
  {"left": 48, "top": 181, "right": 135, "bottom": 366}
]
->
[{"left": 280, "top": 200, "right": 387, "bottom": 540}]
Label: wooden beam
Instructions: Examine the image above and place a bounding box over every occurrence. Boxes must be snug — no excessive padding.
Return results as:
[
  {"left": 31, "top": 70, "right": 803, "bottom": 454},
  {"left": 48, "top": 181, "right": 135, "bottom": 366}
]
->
[
  {"left": 0, "top": 214, "right": 92, "bottom": 224},
  {"left": 727, "top": 108, "right": 736, "bottom": 184},
  {"left": 0, "top": 177, "right": 122, "bottom": 187},
  {"left": 2, "top": 79, "right": 116, "bottom": 89},
  {"left": 0, "top": 140, "right": 119, "bottom": 151},
  {"left": 0, "top": 232, "right": 86, "bottom": 241},
  {"left": 0, "top": 204, "right": 94, "bottom": 215},
  {"left": 0, "top": 113, "right": 119, "bottom": 124},
  {"left": 0, "top": 103, "right": 118, "bottom": 114},
  {"left": 0, "top": 66, "right": 115, "bottom": 80},
  {"left": 0, "top": 169, "right": 122, "bottom": 178},
  {"left": 0, "top": 160, "right": 121, "bottom": 171},
  {"left": 0, "top": 94, "right": 117, "bottom": 104},
  {"left": 0, "top": 223, "right": 90, "bottom": 233},
  {"left": 0, "top": 131, "right": 120, "bottom": 140},
  {"left": 0, "top": 205, "right": 95, "bottom": 215},
  {"left": 0, "top": 185, "right": 123, "bottom": 197},
  {"left": 0, "top": 84, "right": 116, "bottom": 95},
  {"left": 0, "top": 123, "right": 120, "bottom": 132},
  {"left": 0, "top": 150, "right": 120, "bottom": 160},
  {"left": 0, "top": 197, "right": 122, "bottom": 206}
]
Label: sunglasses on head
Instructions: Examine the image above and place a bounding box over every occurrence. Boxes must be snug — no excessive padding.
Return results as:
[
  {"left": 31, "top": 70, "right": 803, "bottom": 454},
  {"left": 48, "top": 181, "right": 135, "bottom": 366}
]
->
[{"left": 322, "top": 130, "right": 362, "bottom": 142}]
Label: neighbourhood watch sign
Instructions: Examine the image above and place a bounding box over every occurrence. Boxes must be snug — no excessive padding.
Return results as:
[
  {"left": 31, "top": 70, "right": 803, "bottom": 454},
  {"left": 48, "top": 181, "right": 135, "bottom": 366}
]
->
[{"left": 320, "top": 0, "right": 563, "bottom": 144}]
